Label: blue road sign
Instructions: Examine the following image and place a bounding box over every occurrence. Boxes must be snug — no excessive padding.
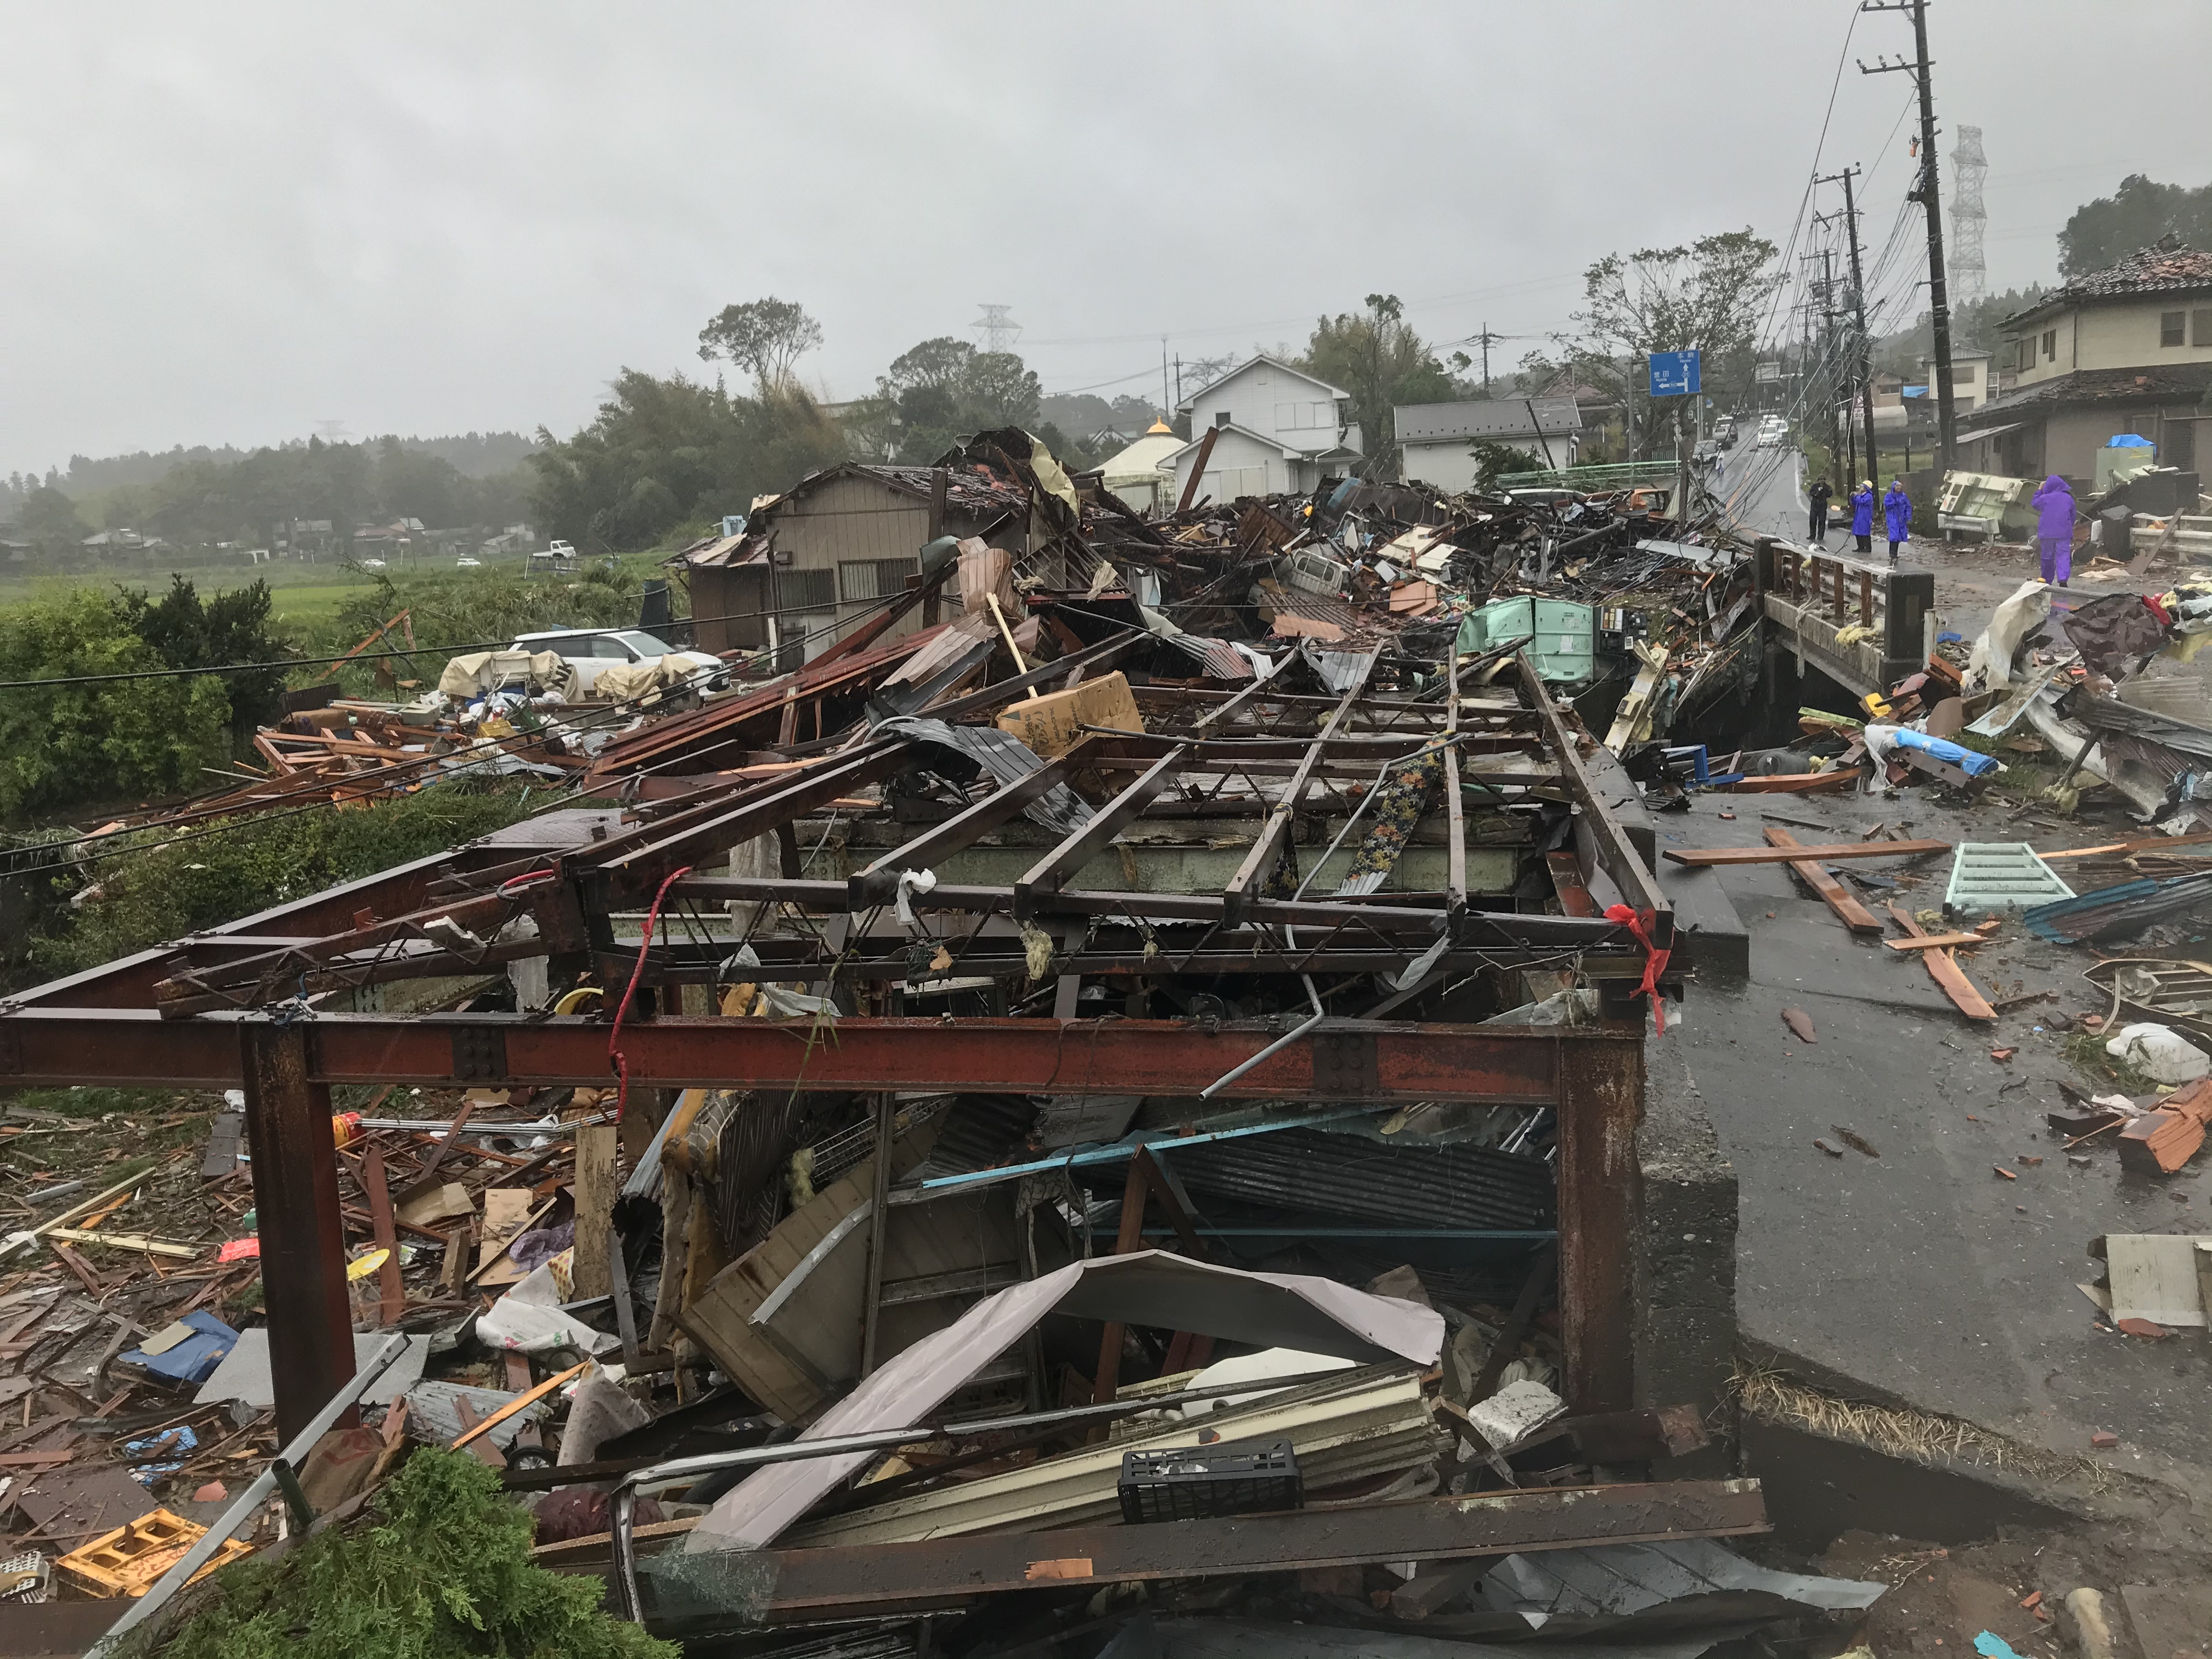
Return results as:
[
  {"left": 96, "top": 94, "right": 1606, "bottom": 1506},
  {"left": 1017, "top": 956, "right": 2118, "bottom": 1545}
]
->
[{"left": 1648, "top": 350, "right": 1701, "bottom": 397}]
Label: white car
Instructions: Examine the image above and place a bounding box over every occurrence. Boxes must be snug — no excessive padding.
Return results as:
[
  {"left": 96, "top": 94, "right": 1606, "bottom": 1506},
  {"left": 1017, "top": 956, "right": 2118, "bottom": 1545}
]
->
[
  {"left": 455, "top": 555, "right": 482, "bottom": 568},
  {"left": 1756, "top": 417, "right": 1788, "bottom": 449},
  {"left": 510, "top": 628, "right": 727, "bottom": 696},
  {"left": 358, "top": 557, "right": 388, "bottom": 570}
]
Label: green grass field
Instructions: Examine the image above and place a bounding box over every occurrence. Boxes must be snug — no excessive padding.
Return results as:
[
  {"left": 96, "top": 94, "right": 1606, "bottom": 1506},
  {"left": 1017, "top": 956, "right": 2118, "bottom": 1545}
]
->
[{"left": 0, "top": 550, "right": 678, "bottom": 641}]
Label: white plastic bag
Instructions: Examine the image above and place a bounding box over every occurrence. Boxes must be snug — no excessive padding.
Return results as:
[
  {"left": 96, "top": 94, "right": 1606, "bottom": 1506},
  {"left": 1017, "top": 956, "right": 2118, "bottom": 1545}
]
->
[
  {"left": 2104, "top": 1022, "right": 2211, "bottom": 1085},
  {"left": 477, "top": 1253, "right": 619, "bottom": 1356}
]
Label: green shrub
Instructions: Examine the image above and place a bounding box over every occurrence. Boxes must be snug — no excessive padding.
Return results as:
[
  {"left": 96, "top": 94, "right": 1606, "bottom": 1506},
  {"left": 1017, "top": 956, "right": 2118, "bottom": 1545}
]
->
[
  {"left": 135, "top": 1449, "right": 675, "bottom": 1659},
  {"left": 0, "top": 586, "right": 233, "bottom": 820},
  {"left": 27, "top": 782, "right": 538, "bottom": 979}
]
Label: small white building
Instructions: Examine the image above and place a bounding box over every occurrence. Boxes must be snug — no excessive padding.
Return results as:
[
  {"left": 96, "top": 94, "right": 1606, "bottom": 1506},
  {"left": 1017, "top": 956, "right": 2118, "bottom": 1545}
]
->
[
  {"left": 1098, "top": 421, "right": 1184, "bottom": 514},
  {"left": 1393, "top": 398, "right": 1582, "bottom": 491},
  {"left": 1159, "top": 356, "right": 1362, "bottom": 504}
]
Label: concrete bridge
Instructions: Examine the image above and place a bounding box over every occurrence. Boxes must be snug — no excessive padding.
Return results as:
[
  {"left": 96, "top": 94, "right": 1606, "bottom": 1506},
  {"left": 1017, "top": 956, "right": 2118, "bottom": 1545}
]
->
[{"left": 1753, "top": 537, "right": 1935, "bottom": 705}]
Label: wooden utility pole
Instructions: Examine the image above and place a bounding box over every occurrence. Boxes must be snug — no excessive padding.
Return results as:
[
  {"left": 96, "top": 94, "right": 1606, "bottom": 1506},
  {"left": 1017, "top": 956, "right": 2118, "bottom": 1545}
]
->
[{"left": 1860, "top": 0, "right": 1957, "bottom": 472}]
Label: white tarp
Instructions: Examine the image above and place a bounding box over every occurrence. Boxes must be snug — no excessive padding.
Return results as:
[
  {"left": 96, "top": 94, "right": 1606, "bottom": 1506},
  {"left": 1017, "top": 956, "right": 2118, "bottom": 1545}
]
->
[
  {"left": 1964, "top": 579, "right": 2052, "bottom": 693},
  {"left": 686, "top": 1249, "right": 1443, "bottom": 1555},
  {"left": 437, "top": 649, "right": 575, "bottom": 701}
]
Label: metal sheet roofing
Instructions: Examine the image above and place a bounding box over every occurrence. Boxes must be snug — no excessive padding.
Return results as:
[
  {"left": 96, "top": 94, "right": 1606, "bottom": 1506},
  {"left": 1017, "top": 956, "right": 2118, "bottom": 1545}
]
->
[{"left": 1395, "top": 398, "right": 1583, "bottom": 445}]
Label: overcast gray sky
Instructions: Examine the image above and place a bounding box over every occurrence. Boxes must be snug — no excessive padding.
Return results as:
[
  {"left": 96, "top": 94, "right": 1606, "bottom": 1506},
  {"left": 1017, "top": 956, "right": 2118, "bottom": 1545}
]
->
[{"left": 4, "top": 1, "right": 2207, "bottom": 477}]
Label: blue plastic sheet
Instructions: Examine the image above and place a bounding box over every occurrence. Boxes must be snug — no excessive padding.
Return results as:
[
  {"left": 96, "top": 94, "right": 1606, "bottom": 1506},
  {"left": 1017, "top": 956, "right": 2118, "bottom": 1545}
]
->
[
  {"left": 120, "top": 1312, "right": 239, "bottom": 1388},
  {"left": 1888, "top": 726, "right": 2002, "bottom": 777}
]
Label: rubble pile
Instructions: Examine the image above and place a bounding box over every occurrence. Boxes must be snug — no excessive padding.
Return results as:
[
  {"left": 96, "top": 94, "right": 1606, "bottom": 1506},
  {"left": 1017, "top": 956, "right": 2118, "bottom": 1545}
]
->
[{"left": 12, "top": 439, "right": 2212, "bottom": 1653}]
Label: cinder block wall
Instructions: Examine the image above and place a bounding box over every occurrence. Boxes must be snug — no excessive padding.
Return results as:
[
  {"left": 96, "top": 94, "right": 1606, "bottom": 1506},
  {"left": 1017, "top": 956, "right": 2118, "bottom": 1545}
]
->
[{"left": 1632, "top": 1043, "right": 1740, "bottom": 1476}]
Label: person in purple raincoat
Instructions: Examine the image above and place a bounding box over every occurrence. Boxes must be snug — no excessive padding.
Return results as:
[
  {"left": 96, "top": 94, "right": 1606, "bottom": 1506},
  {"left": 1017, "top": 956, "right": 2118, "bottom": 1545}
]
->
[
  {"left": 1848, "top": 481, "right": 1875, "bottom": 552},
  {"left": 1882, "top": 479, "right": 1912, "bottom": 563},
  {"left": 2033, "top": 474, "right": 2076, "bottom": 586}
]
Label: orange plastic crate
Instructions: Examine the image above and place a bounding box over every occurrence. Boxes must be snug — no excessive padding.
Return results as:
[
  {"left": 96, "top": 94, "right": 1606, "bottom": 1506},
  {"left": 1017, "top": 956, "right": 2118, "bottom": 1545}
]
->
[{"left": 53, "top": 1509, "right": 252, "bottom": 1598}]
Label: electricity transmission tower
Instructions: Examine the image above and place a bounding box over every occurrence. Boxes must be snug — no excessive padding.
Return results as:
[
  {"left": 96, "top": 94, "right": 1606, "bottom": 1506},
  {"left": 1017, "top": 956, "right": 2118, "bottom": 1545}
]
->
[
  {"left": 972, "top": 305, "right": 1022, "bottom": 353},
  {"left": 1949, "top": 126, "right": 1988, "bottom": 302}
]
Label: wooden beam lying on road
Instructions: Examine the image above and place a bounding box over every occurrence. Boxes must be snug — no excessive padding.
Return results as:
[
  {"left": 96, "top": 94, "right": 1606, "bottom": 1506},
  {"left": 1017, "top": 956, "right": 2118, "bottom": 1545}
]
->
[
  {"left": 1883, "top": 932, "right": 1990, "bottom": 952},
  {"left": 1762, "top": 828, "right": 1883, "bottom": 935},
  {"left": 1717, "top": 769, "right": 1864, "bottom": 794},
  {"left": 1664, "top": 838, "right": 1948, "bottom": 867},
  {"left": 1888, "top": 901, "right": 1995, "bottom": 1021}
]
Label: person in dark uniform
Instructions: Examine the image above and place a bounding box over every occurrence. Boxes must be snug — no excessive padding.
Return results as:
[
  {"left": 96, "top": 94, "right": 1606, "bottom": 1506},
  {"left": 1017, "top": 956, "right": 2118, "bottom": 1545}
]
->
[{"left": 1807, "top": 477, "right": 1833, "bottom": 544}]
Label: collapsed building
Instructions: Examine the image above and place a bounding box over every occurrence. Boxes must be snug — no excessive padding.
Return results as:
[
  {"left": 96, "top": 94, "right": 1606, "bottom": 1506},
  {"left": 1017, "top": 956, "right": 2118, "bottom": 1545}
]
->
[{"left": 8, "top": 427, "right": 2211, "bottom": 1653}]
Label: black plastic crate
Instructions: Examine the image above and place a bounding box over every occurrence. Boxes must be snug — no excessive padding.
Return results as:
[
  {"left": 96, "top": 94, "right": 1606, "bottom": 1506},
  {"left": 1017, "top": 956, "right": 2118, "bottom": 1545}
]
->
[{"left": 1116, "top": 1438, "right": 1302, "bottom": 1525}]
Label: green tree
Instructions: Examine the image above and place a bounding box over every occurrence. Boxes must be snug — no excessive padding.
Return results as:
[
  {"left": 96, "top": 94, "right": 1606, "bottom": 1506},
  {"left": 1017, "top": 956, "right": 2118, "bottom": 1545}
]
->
[
  {"left": 115, "top": 575, "right": 294, "bottom": 741},
  {"left": 15, "top": 485, "right": 88, "bottom": 557},
  {"left": 1469, "top": 442, "right": 1542, "bottom": 489},
  {"left": 2059, "top": 176, "right": 2212, "bottom": 277},
  {"left": 528, "top": 370, "right": 845, "bottom": 551},
  {"left": 698, "top": 296, "right": 825, "bottom": 394},
  {"left": 1299, "top": 295, "right": 1454, "bottom": 478},
  {"left": 0, "top": 587, "right": 231, "bottom": 820},
  {"left": 1562, "top": 229, "right": 1779, "bottom": 459},
  {"left": 853, "top": 337, "right": 1046, "bottom": 464}
]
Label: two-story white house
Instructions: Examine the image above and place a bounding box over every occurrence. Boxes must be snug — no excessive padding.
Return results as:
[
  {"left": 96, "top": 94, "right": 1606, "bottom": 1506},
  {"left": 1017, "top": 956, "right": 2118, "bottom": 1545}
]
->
[
  {"left": 1159, "top": 356, "right": 1363, "bottom": 505},
  {"left": 1962, "top": 242, "right": 2212, "bottom": 481}
]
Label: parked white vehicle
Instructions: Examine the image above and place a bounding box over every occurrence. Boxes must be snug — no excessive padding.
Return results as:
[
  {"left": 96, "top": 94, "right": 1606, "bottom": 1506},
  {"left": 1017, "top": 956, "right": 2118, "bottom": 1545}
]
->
[
  {"left": 455, "top": 555, "right": 482, "bottom": 568},
  {"left": 509, "top": 628, "right": 726, "bottom": 696}
]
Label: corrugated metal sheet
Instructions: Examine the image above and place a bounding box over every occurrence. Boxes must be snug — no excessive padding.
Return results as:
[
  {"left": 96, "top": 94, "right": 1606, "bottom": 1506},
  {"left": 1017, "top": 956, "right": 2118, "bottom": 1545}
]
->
[
  {"left": 1163, "top": 1126, "right": 1554, "bottom": 1232},
  {"left": 876, "top": 716, "right": 1093, "bottom": 837}
]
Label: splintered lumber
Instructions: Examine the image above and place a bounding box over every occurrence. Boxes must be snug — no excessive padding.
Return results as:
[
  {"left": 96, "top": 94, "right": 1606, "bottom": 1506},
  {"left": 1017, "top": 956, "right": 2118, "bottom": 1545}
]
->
[
  {"left": 1665, "top": 838, "right": 1948, "bottom": 867},
  {"left": 2037, "top": 830, "right": 2212, "bottom": 862},
  {"left": 1887, "top": 901, "right": 1995, "bottom": 1021},
  {"left": 1718, "top": 769, "right": 1863, "bottom": 794},
  {"left": 449, "top": 1359, "right": 591, "bottom": 1450},
  {"left": 1883, "top": 932, "right": 1990, "bottom": 952},
  {"left": 1762, "top": 828, "right": 1883, "bottom": 935}
]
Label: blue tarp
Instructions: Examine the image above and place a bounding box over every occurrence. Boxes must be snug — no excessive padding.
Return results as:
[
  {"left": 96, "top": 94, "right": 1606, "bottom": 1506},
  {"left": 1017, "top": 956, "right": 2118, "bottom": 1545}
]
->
[
  {"left": 1888, "top": 726, "right": 2001, "bottom": 777},
  {"left": 120, "top": 1311, "right": 239, "bottom": 1388},
  {"left": 2107, "top": 433, "right": 2155, "bottom": 448}
]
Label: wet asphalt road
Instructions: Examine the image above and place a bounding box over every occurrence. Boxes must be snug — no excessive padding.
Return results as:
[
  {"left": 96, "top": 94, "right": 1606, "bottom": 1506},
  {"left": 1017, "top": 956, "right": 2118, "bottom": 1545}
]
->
[{"left": 1664, "top": 788, "right": 2212, "bottom": 1502}]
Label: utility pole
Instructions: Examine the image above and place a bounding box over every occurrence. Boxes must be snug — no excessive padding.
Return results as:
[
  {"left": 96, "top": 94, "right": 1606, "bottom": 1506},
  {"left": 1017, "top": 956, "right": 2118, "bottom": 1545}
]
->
[
  {"left": 1161, "top": 338, "right": 1171, "bottom": 419},
  {"left": 1819, "top": 165, "right": 1881, "bottom": 485},
  {"left": 1860, "top": 0, "right": 1957, "bottom": 472}
]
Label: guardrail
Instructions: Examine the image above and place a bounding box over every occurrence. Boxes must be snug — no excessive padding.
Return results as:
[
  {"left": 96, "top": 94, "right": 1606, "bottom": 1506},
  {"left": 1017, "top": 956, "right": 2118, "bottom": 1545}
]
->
[{"left": 1753, "top": 537, "right": 1934, "bottom": 698}]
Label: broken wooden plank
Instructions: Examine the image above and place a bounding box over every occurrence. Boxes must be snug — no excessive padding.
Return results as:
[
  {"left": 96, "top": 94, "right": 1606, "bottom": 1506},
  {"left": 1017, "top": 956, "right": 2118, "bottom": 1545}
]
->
[
  {"left": 1716, "top": 769, "right": 1863, "bottom": 794},
  {"left": 570, "top": 1125, "right": 619, "bottom": 1302},
  {"left": 1887, "top": 901, "right": 1996, "bottom": 1021},
  {"left": 1666, "top": 838, "right": 1948, "bottom": 866},
  {"left": 449, "top": 1359, "right": 590, "bottom": 1451},
  {"left": 2038, "top": 830, "right": 2212, "bottom": 861},
  {"left": 1883, "top": 933, "right": 1991, "bottom": 952},
  {"left": 362, "top": 1141, "right": 405, "bottom": 1329},
  {"left": 1762, "top": 828, "right": 1883, "bottom": 935}
]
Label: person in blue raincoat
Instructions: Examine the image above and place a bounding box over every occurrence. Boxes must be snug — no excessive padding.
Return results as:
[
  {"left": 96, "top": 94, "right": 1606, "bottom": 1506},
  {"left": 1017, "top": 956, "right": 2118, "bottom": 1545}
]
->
[
  {"left": 2033, "top": 474, "right": 2076, "bottom": 586},
  {"left": 1882, "top": 478, "right": 1912, "bottom": 563},
  {"left": 1848, "top": 481, "right": 1875, "bottom": 552}
]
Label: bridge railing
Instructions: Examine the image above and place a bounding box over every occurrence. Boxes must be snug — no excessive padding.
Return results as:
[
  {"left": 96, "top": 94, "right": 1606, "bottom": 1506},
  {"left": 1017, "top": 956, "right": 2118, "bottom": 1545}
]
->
[{"left": 1753, "top": 537, "right": 1935, "bottom": 696}]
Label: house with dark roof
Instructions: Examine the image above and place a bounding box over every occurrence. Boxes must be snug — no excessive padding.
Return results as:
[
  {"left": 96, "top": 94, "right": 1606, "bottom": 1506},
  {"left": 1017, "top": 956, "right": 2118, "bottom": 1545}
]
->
[
  {"left": 666, "top": 459, "right": 1037, "bottom": 665},
  {"left": 1966, "top": 242, "right": 2212, "bottom": 480},
  {"left": 1392, "top": 398, "right": 1582, "bottom": 490}
]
